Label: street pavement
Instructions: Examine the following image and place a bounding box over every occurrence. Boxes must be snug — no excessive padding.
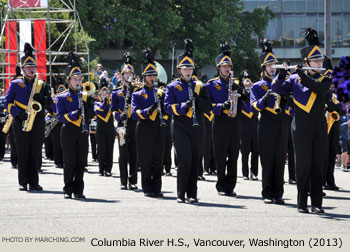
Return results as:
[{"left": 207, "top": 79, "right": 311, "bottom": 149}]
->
[{"left": 0, "top": 143, "right": 349, "bottom": 236}]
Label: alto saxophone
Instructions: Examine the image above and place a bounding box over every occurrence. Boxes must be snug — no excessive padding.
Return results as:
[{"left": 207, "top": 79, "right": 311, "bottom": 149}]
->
[
  {"left": 2, "top": 115, "right": 13, "bottom": 133},
  {"left": 44, "top": 116, "right": 60, "bottom": 138},
  {"left": 22, "top": 73, "right": 44, "bottom": 132}
]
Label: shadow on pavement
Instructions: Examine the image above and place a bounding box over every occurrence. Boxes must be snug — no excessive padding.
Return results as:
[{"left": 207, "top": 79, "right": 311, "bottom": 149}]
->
[
  {"left": 27, "top": 190, "right": 63, "bottom": 195},
  {"left": 324, "top": 195, "right": 350, "bottom": 201},
  {"left": 321, "top": 212, "right": 350, "bottom": 220},
  {"left": 196, "top": 201, "right": 246, "bottom": 209},
  {"left": 79, "top": 198, "right": 119, "bottom": 203}
]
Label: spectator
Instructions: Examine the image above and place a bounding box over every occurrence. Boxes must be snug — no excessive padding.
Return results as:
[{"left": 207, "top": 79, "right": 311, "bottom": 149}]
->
[{"left": 339, "top": 112, "right": 350, "bottom": 172}]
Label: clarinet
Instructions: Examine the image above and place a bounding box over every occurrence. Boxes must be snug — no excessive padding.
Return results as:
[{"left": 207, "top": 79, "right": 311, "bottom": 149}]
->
[
  {"left": 187, "top": 76, "right": 199, "bottom": 127},
  {"left": 77, "top": 85, "right": 88, "bottom": 134},
  {"left": 228, "top": 71, "right": 241, "bottom": 118},
  {"left": 152, "top": 80, "right": 166, "bottom": 127}
]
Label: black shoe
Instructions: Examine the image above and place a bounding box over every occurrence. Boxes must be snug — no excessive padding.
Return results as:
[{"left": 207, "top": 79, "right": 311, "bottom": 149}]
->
[
  {"left": 144, "top": 192, "right": 153, "bottom": 197},
  {"left": 298, "top": 208, "right": 309, "bottom": 214},
  {"left": 263, "top": 198, "right": 273, "bottom": 204},
  {"left": 177, "top": 198, "right": 186, "bottom": 203},
  {"left": 129, "top": 184, "right": 138, "bottom": 190},
  {"left": 204, "top": 171, "right": 211, "bottom": 176},
  {"left": 55, "top": 164, "right": 63, "bottom": 168},
  {"left": 165, "top": 172, "right": 172, "bottom": 176},
  {"left": 274, "top": 198, "right": 285, "bottom": 205},
  {"left": 120, "top": 185, "right": 127, "bottom": 190},
  {"left": 322, "top": 191, "right": 326, "bottom": 197},
  {"left": 154, "top": 192, "right": 163, "bottom": 198},
  {"left": 198, "top": 176, "right": 206, "bottom": 181},
  {"left": 99, "top": 172, "right": 105, "bottom": 176},
  {"left": 288, "top": 179, "right": 297, "bottom": 184},
  {"left": 29, "top": 185, "right": 43, "bottom": 191},
  {"left": 324, "top": 184, "right": 339, "bottom": 191},
  {"left": 243, "top": 176, "right": 249, "bottom": 180},
  {"left": 12, "top": 165, "right": 17, "bottom": 169},
  {"left": 226, "top": 191, "right": 237, "bottom": 197},
  {"left": 218, "top": 191, "right": 226, "bottom": 196},
  {"left": 187, "top": 198, "right": 198, "bottom": 204},
  {"left": 105, "top": 171, "right": 112, "bottom": 177},
  {"left": 73, "top": 193, "right": 86, "bottom": 199},
  {"left": 64, "top": 193, "right": 72, "bottom": 199},
  {"left": 84, "top": 168, "right": 88, "bottom": 172},
  {"left": 311, "top": 206, "right": 325, "bottom": 214},
  {"left": 19, "top": 185, "right": 27, "bottom": 191},
  {"left": 250, "top": 174, "right": 258, "bottom": 180}
]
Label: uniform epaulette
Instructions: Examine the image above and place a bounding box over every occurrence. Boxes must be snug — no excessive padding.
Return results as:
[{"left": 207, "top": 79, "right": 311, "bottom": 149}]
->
[{"left": 208, "top": 77, "right": 219, "bottom": 82}]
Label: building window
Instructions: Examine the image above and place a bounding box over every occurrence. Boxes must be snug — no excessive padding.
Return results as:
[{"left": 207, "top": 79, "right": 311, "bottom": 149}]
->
[
  {"left": 332, "top": 0, "right": 343, "bottom": 13},
  {"left": 294, "top": 0, "right": 307, "bottom": 13},
  {"left": 282, "top": 0, "right": 294, "bottom": 13},
  {"left": 344, "top": 14, "right": 350, "bottom": 46},
  {"left": 332, "top": 15, "right": 343, "bottom": 47},
  {"left": 307, "top": 0, "right": 319, "bottom": 12}
]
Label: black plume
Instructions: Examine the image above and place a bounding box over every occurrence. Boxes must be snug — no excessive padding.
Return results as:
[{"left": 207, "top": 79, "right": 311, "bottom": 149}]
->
[
  {"left": 240, "top": 69, "right": 249, "bottom": 79},
  {"left": 259, "top": 38, "right": 273, "bottom": 53},
  {"left": 24, "top": 43, "right": 34, "bottom": 57},
  {"left": 220, "top": 41, "right": 231, "bottom": 57},
  {"left": 304, "top": 27, "right": 320, "bottom": 46},
  {"left": 143, "top": 48, "right": 155, "bottom": 64},
  {"left": 66, "top": 52, "right": 80, "bottom": 67},
  {"left": 184, "top": 39, "right": 194, "bottom": 57},
  {"left": 323, "top": 55, "right": 333, "bottom": 70},
  {"left": 123, "top": 52, "right": 133, "bottom": 64},
  {"left": 14, "top": 66, "right": 22, "bottom": 77}
]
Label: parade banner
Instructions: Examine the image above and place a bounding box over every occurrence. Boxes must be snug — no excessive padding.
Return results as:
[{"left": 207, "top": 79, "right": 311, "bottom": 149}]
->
[
  {"left": 5, "top": 21, "right": 17, "bottom": 92},
  {"left": 34, "top": 20, "right": 47, "bottom": 81},
  {"left": 8, "top": 0, "right": 48, "bottom": 8},
  {"left": 19, "top": 20, "right": 32, "bottom": 58}
]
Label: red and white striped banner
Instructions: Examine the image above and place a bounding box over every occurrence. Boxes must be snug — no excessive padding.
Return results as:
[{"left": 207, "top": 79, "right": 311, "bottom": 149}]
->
[
  {"left": 8, "top": 0, "right": 48, "bottom": 8},
  {"left": 5, "top": 21, "right": 17, "bottom": 92},
  {"left": 34, "top": 20, "right": 47, "bottom": 81}
]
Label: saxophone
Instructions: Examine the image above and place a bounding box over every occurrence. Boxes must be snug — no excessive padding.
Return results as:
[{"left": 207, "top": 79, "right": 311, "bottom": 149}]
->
[
  {"left": 2, "top": 115, "right": 13, "bottom": 133},
  {"left": 44, "top": 116, "right": 59, "bottom": 138},
  {"left": 22, "top": 74, "right": 44, "bottom": 132}
]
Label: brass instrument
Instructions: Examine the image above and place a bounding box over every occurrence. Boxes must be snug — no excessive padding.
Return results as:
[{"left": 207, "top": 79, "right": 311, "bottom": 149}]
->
[
  {"left": 228, "top": 71, "right": 241, "bottom": 118},
  {"left": 44, "top": 116, "right": 59, "bottom": 138},
  {"left": 22, "top": 74, "right": 44, "bottom": 132},
  {"left": 187, "top": 76, "right": 199, "bottom": 127},
  {"left": 82, "top": 81, "right": 96, "bottom": 96},
  {"left": 272, "top": 65, "right": 326, "bottom": 71},
  {"left": 326, "top": 111, "right": 340, "bottom": 134},
  {"left": 152, "top": 80, "right": 166, "bottom": 127},
  {"left": 2, "top": 115, "right": 13, "bottom": 133}
]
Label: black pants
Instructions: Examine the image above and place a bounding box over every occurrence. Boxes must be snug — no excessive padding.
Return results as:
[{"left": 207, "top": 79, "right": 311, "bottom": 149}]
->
[
  {"left": 258, "top": 115, "right": 288, "bottom": 200},
  {"left": 240, "top": 116, "right": 258, "bottom": 177},
  {"left": 292, "top": 115, "right": 326, "bottom": 209},
  {"left": 324, "top": 121, "right": 340, "bottom": 186},
  {"left": 0, "top": 123, "right": 6, "bottom": 160},
  {"left": 118, "top": 119, "right": 137, "bottom": 186},
  {"left": 212, "top": 115, "right": 240, "bottom": 194},
  {"left": 90, "top": 133, "right": 98, "bottom": 161},
  {"left": 51, "top": 123, "right": 63, "bottom": 166},
  {"left": 9, "top": 128, "right": 17, "bottom": 166},
  {"left": 203, "top": 119, "right": 216, "bottom": 173},
  {"left": 44, "top": 133, "right": 53, "bottom": 160},
  {"left": 13, "top": 113, "right": 45, "bottom": 187},
  {"left": 61, "top": 123, "right": 88, "bottom": 195},
  {"left": 136, "top": 120, "right": 165, "bottom": 194},
  {"left": 173, "top": 120, "right": 201, "bottom": 199},
  {"left": 163, "top": 116, "right": 172, "bottom": 173},
  {"left": 287, "top": 119, "right": 296, "bottom": 181},
  {"left": 96, "top": 121, "right": 115, "bottom": 174}
]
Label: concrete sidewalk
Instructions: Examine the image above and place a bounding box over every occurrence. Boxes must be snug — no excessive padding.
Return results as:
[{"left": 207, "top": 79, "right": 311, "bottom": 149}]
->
[{"left": 0, "top": 145, "right": 349, "bottom": 236}]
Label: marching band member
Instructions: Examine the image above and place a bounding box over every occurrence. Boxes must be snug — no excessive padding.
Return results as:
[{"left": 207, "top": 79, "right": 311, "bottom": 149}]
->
[
  {"left": 131, "top": 48, "right": 168, "bottom": 197},
  {"left": 272, "top": 28, "right": 331, "bottom": 213},
  {"left": 56, "top": 52, "right": 95, "bottom": 199},
  {"left": 239, "top": 70, "right": 258, "bottom": 181},
  {"left": 111, "top": 52, "right": 140, "bottom": 190},
  {"left": 206, "top": 42, "right": 246, "bottom": 196},
  {"left": 94, "top": 86, "right": 115, "bottom": 177},
  {"left": 164, "top": 39, "right": 211, "bottom": 203},
  {"left": 4, "top": 43, "right": 52, "bottom": 191},
  {"left": 250, "top": 39, "right": 289, "bottom": 205}
]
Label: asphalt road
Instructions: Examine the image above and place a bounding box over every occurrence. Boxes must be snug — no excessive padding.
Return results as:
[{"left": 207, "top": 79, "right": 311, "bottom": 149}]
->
[{"left": 0, "top": 143, "right": 349, "bottom": 236}]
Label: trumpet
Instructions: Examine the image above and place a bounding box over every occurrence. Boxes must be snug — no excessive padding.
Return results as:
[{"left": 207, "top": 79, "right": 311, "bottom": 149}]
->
[
  {"left": 82, "top": 81, "right": 96, "bottom": 96},
  {"left": 228, "top": 71, "right": 241, "bottom": 118},
  {"left": 272, "top": 65, "right": 326, "bottom": 71}
]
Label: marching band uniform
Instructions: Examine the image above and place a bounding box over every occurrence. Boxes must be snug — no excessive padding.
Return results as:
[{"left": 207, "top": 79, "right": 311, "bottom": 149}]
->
[
  {"left": 240, "top": 76, "right": 259, "bottom": 180},
  {"left": 4, "top": 43, "right": 52, "bottom": 191},
  {"left": 163, "top": 113, "right": 173, "bottom": 176},
  {"left": 132, "top": 48, "right": 168, "bottom": 197},
  {"left": 206, "top": 42, "right": 245, "bottom": 196},
  {"left": 203, "top": 111, "right": 216, "bottom": 175},
  {"left": 44, "top": 111, "right": 54, "bottom": 160},
  {"left": 57, "top": 52, "right": 95, "bottom": 199},
  {"left": 164, "top": 39, "right": 211, "bottom": 203},
  {"left": 272, "top": 28, "right": 330, "bottom": 213},
  {"left": 94, "top": 87, "right": 115, "bottom": 176},
  {"left": 111, "top": 52, "right": 139, "bottom": 190},
  {"left": 250, "top": 39, "right": 288, "bottom": 204}
]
